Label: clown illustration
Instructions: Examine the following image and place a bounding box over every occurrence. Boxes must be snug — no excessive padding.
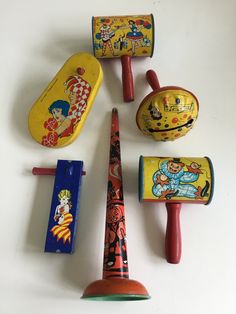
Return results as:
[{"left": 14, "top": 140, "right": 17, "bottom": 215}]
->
[
  {"left": 96, "top": 19, "right": 116, "bottom": 56},
  {"left": 104, "top": 203, "right": 127, "bottom": 268},
  {"left": 152, "top": 159, "right": 209, "bottom": 200},
  {"left": 54, "top": 189, "right": 72, "bottom": 222},
  {"left": 41, "top": 69, "right": 91, "bottom": 147}
]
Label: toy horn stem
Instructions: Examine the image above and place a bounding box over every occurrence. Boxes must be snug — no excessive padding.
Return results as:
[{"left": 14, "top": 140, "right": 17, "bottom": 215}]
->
[
  {"left": 102, "top": 107, "right": 129, "bottom": 279},
  {"left": 81, "top": 109, "right": 150, "bottom": 300}
]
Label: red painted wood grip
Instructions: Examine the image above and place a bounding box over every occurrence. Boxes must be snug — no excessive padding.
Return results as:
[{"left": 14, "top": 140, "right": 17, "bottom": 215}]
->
[
  {"left": 32, "top": 167, "right": 86, "bottom": 176},
  {"left": 146, "top": 69, "right": 160, "bottom": 91},
  {"left": 121, "top": 55, "right": 134, "bottom": 102},
  {"left": 165, "top": 203, "right": 182, "bottom": 264}
]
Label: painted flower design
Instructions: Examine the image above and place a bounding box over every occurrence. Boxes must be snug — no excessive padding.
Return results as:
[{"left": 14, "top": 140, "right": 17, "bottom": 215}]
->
[
  {"left": 44, "top": 118, "right": 58, "bottom": 131},
  {"left": 41, "top": 132, "right": 58, "bottom": 147}
]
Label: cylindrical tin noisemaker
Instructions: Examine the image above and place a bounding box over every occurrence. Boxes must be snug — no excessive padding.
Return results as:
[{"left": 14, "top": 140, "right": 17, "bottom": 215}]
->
[
  {"left": 82, "top": 109, "right": 150, "bottom": 300},
  {"left": 92, "top": 14, "right": 155, "bottom": 102},
  {"left": 139, "top": 156, "right": 214, "bottom": 264},
  {"left": 136, "top": 70, "right": 199, "bottom": 141}
]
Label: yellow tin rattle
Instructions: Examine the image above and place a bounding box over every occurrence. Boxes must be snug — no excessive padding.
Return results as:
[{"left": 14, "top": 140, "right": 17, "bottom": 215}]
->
[
  {"left": 28, "top": 52, "right": 103, "bottom": 148},
  {"left": 136, "top": 70, "right": 199, "bottom": 141},
  {"left": 139, "top": 156, "right": 214, "bottom": 263},
  {"left": 92, "top": 14, "right": 154, "bottom": 102}
]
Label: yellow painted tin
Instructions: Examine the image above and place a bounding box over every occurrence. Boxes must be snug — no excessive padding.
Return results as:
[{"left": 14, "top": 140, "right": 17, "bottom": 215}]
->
[
  {"left": 136, "top": 88, "right": 199, "bottom": 141},
  {"left": 92, "top": 14, "right": 154, "bottom": 58},
  {"left": 139, "top": 156, "right": 214, "bottom": 204},
  {"left": 28, "top": 52, "right": 103, "bottom": 148}
]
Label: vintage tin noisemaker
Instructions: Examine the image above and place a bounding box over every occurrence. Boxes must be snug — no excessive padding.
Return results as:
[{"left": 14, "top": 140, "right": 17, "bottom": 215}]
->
[
  {"left": 82, "top": 109, "right": 150, "bottom": 300},
  {"left": 136, "top": 70, "right": 199, "bottom": 141},
  {"left": 139, "top": 156, "right": 214, "bottom": 263},
  {"left": 32, "top": 160, "right": 85, "bottom": 253},
  {"left": 92, "top": 14, "right": 154, "bottom": 102},
  {"left": 28, "top": 52, "right": 103, "bottom": 148}
]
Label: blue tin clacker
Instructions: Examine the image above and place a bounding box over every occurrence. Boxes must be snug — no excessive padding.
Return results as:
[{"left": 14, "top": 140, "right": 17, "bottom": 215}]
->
[{"left": 32, "top": 160, "right": 84, "bottom": 253}]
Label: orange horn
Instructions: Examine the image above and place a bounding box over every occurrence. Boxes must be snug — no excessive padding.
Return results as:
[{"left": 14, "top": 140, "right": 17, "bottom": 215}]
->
[{"left": 82, "top": 108, "right": 150, "bottom": 300}]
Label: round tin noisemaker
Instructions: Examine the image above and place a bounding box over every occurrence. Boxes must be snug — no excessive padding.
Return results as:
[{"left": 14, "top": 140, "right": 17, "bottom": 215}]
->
[
  {"left": 136, "top": 70, "right": 199, "bottom": 141},
  {"left": 92, "top": 14, "right": 154, "bottom": 102},
  {"left": 139, "top": 156, "right": 214, "bottom": 263}
]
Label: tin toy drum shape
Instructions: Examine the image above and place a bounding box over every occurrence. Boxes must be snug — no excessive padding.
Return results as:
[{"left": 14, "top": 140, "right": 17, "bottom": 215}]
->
[
  {"left": 139, "top": 156, "right": 214, "bottom": 264},
  {"left": 136, "top": 70, "right": 199, "bottom": 141},
  {"left": 82, "top": 109, "right": 150, "bottom": 300},
  {"left": 32, "top": 160, "right": 85, "bottom": 254},
  {"left": 28, "top": 52, "right": 103, "bottom": 148},
  {"left": 92, "top": 14, "right": 154, "bottom": 102}
]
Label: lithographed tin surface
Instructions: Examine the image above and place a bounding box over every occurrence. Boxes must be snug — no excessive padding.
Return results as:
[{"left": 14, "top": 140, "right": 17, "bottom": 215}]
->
[
  {"left": 45, "top": 160, "right": 84, "bottom": 253},
  {"left": 28, "top": 53, "right": 103, "bottom": 148},
  {"left": 92, "top": 14, "right": 154, "bottom": 58},
  {"left": 136, "top": 88, "right": 199, "bottom": 141},
  {"left": 103, "top": 108, "right": 129, "bottom": 279},
  {"left": 139, "top": 156, "right": 214, "bottom": 204}
]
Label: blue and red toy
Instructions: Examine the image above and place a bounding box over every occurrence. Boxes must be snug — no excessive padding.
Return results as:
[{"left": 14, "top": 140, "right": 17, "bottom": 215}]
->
[{"left": 32, "top": 160, "right": 84, "bottom": 253}]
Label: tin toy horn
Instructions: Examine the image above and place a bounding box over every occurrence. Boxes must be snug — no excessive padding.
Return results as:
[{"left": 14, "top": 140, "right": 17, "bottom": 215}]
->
[
  {"left": 92, "top": 15, "right": 154, "bottom": 102},
  {"left": 82, "top": 109, "right": 150, "bottom": 300},
  {"left": 139, "top": 156, "right": 214, "bottom": 264}
]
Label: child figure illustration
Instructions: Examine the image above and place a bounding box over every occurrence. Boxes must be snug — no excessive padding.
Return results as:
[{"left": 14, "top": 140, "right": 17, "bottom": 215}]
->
[
  {"left": 41, "top": 69, "right": 91, "bottom": 147},
  {"left": 54, "top": 189, "right": 72, "bottom": 222},
  {"left": 152, "top": 159, "right": 209, "bottom": 200},
  {"left": 126, "top": 19, "right": 151, "bottom": 55},
  {"left": 51, "top": 189, "right": 73, "bottom": 244}
]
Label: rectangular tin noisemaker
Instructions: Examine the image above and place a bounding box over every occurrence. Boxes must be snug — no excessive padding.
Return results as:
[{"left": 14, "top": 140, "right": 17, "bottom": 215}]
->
[{"left": 32, "top": 160, "right": 85, "bottom": 253}]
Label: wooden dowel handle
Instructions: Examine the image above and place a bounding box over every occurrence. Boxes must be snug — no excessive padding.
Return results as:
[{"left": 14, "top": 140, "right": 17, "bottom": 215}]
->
[
  {"left": 121, "top": 55, "right": 134, "bottom": 102},
  {"left": 146, "top": 69, "right": 160, "bottom": 91},
  {"left": 165, "top": 203, "right": 182, "bottom": 264},
  {"left": 32, "top": 167, "right": 86, "bottom": 176}
]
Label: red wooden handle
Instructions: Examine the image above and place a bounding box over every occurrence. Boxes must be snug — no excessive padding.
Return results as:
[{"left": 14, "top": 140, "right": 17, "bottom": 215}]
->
[
  {"left": 146, "top": 69, "right": 160, "bottom": 91},
  {"left": 32, "top": 167, "right": 56, "bottom": 175},
  {"left": 121, "top": 55, "right": 134, "bottom": 102},
  {"left": 165, "top": 203, "right": 182, "bottom": 264},
  {"left": 32, "top": 167, "right": 86, "bottom": 176}
]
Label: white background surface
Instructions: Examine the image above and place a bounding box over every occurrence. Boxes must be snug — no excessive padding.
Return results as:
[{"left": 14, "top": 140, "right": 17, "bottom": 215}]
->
[{"left": 1, "top": 0, "right": 236, "bottom": 313}]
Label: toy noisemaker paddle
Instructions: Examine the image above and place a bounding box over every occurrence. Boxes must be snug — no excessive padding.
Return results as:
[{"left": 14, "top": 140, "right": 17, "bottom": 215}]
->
[
  {"left": 136, "top": 70, "right": 199, "bottom": 141},
  {"left": 82, "top": 109, "right": 150, "bottom": 300},
  {"left": 28, "top": 53, "right": 103, "bottom": 148},
  {"left": 32, "top": 160, "right": 85, "bottom": 253},
  {"left": 92, "top": 14, "right": 154, "bottom": 102},
  {"left": 139, "top": 156, "right": 214, "bottom": 264}
]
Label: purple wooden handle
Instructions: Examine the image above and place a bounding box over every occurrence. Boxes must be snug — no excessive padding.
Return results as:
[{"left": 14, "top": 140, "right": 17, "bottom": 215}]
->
[
  {"left": 121, "top": 55, "right": 134, "bottom": 102},
  {"left": 165, "top": 203, "right": 182, "bottom": 264}
]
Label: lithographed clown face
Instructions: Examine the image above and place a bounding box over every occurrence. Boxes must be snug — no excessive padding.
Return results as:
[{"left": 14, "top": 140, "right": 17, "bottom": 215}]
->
[
  {"left": 137, "top": 89, "right": 199, "bottom": 141},
  {"left": 68, "top": 91, "right": 78, "bottom": 105},
  {"left": 167, "top": 161, "right": 184, "bottom": 174},
  {"left": 107, "top": 205, "right": 123, "bottom": 223},
  {"left": 100, "top": 24, "right": 110, "bottom": 31}
]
